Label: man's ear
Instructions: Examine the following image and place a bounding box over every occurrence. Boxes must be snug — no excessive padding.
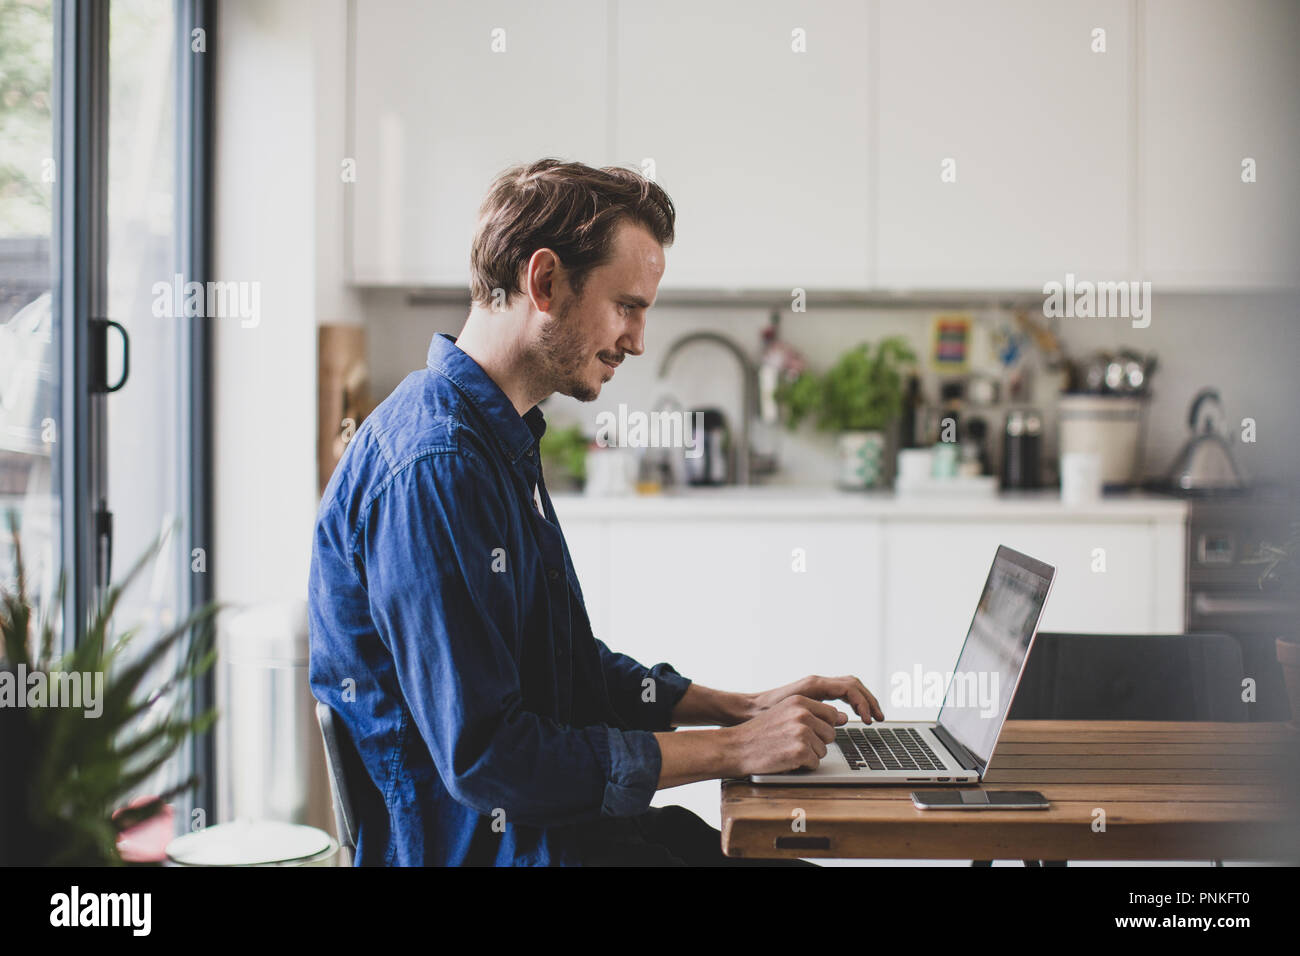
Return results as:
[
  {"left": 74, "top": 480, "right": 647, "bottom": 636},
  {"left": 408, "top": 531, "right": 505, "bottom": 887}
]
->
[{"left": 525, "top": 248, "right": 561, "bottom": 313}]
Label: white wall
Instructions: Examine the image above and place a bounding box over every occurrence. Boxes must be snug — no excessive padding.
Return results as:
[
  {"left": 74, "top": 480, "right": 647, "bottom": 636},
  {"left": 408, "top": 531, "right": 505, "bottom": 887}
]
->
[
  {"left": 314, "top": 0, "right": 363, "bottom": 327},
  {"left": 212, "top": 0, "right": 362, "bottom": 838},
  {"left": 212, "top": 0, "right": 323, "bottom": 608}
]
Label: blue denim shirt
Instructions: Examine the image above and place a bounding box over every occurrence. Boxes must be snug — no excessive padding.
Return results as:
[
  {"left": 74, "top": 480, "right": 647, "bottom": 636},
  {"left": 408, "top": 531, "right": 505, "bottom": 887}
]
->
[{"left": 308, "top": 333, "right": 692, "bottom": 866}]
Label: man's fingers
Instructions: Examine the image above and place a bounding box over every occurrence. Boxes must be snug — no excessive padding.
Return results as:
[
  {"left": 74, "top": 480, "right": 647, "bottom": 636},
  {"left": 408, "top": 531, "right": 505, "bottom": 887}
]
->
[
  {"left": 802, "top": 713, "right": 838, "bottom": 744},
  {"left": 831, "top": 676, "right": 885, "bottom": 722},
  {"left": 862, "top": 683, "right": 885, "bottom": 721},
  {"left": 851, "top": 678, "right": 885, "bottom": 721},
  {"left": 778, "top": 676, "right": 884, "bottom": 723},
  {"left": 843, "top": 687, "right": 876, "bottom": 723},
  {"left": 810, "top": 676, "right": 883, "bottom": 724},
  {"left": 799, "top": 728, "right": 827, "bottom": 767},
  {"left": 790, "top": 696, "right": 841, "bottom": 742},
  {"left": 793, "top": 694, "right": 845, "bottom": 727}
]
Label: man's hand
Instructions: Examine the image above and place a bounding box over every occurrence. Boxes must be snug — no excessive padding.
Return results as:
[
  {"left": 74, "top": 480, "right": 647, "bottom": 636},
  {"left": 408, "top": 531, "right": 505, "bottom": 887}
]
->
[
  {"left": 719, "top": 696, "right": 846, "bottom": 776},
  {"left": 653, "top": 675, "right": 886, "bottom": 788},
  {"left": 749, "top": 674, "right": 885, "bottom": 725}
]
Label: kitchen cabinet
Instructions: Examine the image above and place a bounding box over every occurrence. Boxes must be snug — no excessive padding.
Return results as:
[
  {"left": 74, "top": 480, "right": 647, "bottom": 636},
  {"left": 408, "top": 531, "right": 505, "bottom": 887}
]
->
[
  {"left": 593, "top": 520, "right": 884, "bottom": 693},
  {"left": 875, "top": 0, "right": 1134, "bottom": 288},
  {"left": 597, "top": 521, "right": 763, "bottom": 690},
  {"left": 611, "top": 0, "right": 873, "bottom": 290},
  {"left": 879, "top": 520, "right": 1177, "bottom": 721},
  {"left": 746, "top": 520, "right": 886, "bottom": 692},
  {"left": 350, "top": 0, "right": 609, "bottom": 285},
  {"left": 1140, "top": 0, "right": 1300, "bottom": 288},
  {"left": 569, "top": 515, "right": 884, "bottom": 829},
  {"left": 557, "top": 496, "right": 1186, "bottom": 716},
  {"left": 560, "top": 518, "right": 610, "bottom": 640},
  {"left": 346, "top": 1, "right": 1298, "bottom": 292}
]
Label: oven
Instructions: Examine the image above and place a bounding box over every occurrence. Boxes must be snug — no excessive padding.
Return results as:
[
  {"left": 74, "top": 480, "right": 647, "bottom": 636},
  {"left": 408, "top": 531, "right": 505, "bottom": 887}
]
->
[{"left": 1186, "top": 493, "right": 1300, "bottom": 722}]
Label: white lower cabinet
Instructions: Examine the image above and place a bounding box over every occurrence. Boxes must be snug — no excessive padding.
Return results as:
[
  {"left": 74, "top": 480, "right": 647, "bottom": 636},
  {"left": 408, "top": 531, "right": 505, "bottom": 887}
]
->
[
  {"left": 589, "top": 519, "right": 885, "bottom": 699},
  {"left": 599, "top": 521, "right": 766, "bottom": 693},
  {"left": 879, "top": 521, "right": 1178, "bottom": 722},
  {"left": 564, "top": 517, "right": 886, "bottom": 830}
]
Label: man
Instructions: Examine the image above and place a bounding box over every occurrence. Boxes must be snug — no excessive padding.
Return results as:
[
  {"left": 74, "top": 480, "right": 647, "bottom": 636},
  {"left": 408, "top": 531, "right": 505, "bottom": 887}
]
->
[{"left": 308, "top": 158, "right": 885, "bottom": 866}]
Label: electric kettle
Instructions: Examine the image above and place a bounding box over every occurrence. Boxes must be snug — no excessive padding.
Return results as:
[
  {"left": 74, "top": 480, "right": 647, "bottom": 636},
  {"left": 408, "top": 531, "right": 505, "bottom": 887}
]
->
[{"left": 1166, "top": 388, "right": 1245, "bottom": 493}]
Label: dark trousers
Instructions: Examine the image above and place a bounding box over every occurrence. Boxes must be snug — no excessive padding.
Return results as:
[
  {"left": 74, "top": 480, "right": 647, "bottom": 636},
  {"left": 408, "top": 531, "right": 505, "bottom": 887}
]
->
[{"left": 571, "top": 805, "right": 817, "bottom": 867}]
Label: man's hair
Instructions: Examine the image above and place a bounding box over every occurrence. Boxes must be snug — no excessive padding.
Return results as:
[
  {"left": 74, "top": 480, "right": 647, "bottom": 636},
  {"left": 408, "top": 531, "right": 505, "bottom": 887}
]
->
[{"left": 469, "top": 158, "right": 675, "bottom": 308}]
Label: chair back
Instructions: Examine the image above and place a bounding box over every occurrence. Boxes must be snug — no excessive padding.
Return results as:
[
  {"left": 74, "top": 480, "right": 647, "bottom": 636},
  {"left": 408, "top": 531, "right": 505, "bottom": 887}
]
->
[
  {"left": 315, "top": 701, "right": 360, "bottom": 852},
  {"left": 1008, "top": 632, "right": 1248, "bottom": 721}
]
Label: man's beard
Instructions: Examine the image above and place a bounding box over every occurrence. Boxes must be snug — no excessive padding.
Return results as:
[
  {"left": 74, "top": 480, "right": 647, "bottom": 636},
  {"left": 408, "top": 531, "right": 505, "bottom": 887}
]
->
[{"left": 535, "top": 291, "right": 600, "bottom": 402}]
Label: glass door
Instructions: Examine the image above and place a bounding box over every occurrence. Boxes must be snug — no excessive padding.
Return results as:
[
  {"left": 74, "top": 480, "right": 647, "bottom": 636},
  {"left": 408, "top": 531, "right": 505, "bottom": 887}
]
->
[
  {"left": 1, "top": 0, "right": 214, "bottom": 833},
  {"left": 106, "top": 0, "right": 182, "bottom": 655}
]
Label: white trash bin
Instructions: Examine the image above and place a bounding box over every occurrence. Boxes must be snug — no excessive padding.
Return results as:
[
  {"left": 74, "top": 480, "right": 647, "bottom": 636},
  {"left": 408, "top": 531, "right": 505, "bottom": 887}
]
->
[{"left": 215, "top": 602, "right": 333, "bottom": 840}]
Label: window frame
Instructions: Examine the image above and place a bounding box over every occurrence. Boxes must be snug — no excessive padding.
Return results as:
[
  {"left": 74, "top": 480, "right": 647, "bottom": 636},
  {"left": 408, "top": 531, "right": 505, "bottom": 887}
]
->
[{"left": 51, "top": 0, "right": 217, "bottom": 820}]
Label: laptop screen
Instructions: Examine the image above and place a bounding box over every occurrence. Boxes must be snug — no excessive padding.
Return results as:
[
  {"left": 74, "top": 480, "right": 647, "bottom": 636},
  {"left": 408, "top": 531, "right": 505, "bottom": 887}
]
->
[{"left": 936, "top": 546, "right": 1055, "bottom": 769}]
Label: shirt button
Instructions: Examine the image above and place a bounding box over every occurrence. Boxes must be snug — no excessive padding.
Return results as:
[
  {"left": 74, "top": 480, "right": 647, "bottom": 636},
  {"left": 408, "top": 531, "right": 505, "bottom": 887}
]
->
[{"left": 547, "top": 567, "right": 560, "bottom": 582}]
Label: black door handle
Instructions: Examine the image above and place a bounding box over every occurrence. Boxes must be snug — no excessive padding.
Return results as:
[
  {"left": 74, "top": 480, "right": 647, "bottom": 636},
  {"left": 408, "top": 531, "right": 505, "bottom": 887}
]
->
[{"left": 90, "top": 318, "right": 130, "bottom": 393}]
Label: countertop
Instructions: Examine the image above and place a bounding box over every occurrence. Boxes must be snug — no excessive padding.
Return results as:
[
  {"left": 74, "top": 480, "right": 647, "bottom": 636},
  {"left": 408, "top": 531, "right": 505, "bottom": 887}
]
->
[{"left": 549, "top": 486, "right": 1190, "bottom": 523}]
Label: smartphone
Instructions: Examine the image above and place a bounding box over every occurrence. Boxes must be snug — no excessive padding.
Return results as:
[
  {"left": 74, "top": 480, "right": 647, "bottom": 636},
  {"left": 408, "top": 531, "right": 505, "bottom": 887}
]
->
[{"left": 911, "top": 790, "right": 1049, "bottom": 810}]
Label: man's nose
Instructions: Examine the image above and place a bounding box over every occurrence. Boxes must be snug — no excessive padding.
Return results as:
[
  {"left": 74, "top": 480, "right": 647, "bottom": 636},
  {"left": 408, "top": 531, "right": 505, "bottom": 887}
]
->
[{"left": 620, "top": 315, "right": 646, "bottom": 357}]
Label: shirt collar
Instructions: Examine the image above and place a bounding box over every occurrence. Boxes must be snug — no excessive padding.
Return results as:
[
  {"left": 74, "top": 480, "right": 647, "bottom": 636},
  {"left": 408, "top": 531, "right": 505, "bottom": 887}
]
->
[{"left": 426, "top": 332, "right": 546, "bottom": 464}]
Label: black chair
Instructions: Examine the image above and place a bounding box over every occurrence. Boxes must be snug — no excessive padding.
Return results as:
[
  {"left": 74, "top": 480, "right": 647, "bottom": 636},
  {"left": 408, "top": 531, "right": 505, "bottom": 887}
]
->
[
  {"left": 1009, "top": 631, "right": 1248, "bottom": 722},
  {"left": 315, "top": 702, "right": 361, "bottom": 863},
  {"left": 976, "top": 631, "right": 1246, "bottom": 867}
]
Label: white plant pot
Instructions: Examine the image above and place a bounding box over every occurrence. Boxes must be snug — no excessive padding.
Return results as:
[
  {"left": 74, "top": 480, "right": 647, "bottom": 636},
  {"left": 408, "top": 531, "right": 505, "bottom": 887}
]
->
[{"left": 838, "top": 430, "right": 885, "bottom": 489}]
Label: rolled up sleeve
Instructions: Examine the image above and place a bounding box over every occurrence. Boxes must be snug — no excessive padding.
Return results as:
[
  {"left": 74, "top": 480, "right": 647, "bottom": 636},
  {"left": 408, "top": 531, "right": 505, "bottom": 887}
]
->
[
  {"left": 594, "top": 640, "right": 693, "bottom": 732},
  {"left": 360, "top": 449, "right": 661, "bottom": 827},
  {"left": 600, "top": 725, "right": 664, "bottom": 816}
]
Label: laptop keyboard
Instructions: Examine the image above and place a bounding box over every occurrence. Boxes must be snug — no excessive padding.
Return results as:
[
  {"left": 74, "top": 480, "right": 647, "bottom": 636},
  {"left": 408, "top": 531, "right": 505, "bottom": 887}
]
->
[{"left": 835, "top": 726, "right": 943, "bottom": 772}]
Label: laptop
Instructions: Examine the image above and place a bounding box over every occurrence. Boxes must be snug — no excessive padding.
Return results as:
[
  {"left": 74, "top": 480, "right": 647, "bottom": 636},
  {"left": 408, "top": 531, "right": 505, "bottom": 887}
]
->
[{"left": 752, "top": 545, "right": 1056, "bottom": 785}]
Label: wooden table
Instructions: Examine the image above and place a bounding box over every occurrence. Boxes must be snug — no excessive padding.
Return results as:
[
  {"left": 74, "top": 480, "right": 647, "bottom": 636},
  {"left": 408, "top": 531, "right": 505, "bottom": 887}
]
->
[{"left": 721, "top": 721, "right": 1300, "bottom": 862}]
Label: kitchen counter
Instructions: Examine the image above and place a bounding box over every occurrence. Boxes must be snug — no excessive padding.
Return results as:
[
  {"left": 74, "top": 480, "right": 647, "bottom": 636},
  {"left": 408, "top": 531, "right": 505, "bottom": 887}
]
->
[{"left": 550, "top": 487, "right": 1189, "bottom": 523}]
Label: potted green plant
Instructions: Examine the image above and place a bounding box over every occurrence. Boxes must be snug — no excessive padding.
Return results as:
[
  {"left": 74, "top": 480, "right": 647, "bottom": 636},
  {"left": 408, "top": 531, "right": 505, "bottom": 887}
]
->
[
  {"left": 1246, "top": 521, "right": 1300, "bottom": 727},
  {"left": 777, "top": 337, "right": 917, "bottom": 489},
  {"left": 539, "top": 424, "right": 589, "bottom": 493},
  {"left": 0, "top": 519, "right": 217, "bottom": 864}
]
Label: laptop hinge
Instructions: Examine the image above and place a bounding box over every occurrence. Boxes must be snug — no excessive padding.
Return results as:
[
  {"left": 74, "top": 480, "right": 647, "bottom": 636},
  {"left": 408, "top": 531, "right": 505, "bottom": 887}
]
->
[{"left": 933, "top": 724, "right": 980, "bottom": 773}]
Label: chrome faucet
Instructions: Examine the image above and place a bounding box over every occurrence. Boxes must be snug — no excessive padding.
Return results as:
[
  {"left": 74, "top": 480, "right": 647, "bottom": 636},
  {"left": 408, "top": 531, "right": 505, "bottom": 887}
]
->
[{"left": 657, "top": 330, "right": 763, "bottom": 485}]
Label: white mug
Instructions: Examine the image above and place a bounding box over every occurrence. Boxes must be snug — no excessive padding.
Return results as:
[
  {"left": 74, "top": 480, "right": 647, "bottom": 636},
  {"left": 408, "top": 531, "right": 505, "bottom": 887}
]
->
[
  {"left": 1060, "top": 451, "right": 1103, "bottom": 505},
  {"left": 585, "top": 447, "right": 636, "bottom": 496},
  {"left": 896, "top": 448, "right": 934, "bottom": 482}
]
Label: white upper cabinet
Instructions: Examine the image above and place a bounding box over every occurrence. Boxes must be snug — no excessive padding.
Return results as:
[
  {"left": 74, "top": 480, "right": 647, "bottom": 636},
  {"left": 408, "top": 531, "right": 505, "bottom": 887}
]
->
[
  {"left": 348, "top": 0, "right": 1298, "bottom": 291},
  {"left": 876, "top": 0, "right": 1134, "bottom": 289},
  {"left": 612, "top": 0, "right": 873, "bottom": 291},
  {"left": 1140, "top": 0, "right": 1300, "bottom": 289},
  {"left": 350, "top": 0, "right": 610, "bottom": 286}
]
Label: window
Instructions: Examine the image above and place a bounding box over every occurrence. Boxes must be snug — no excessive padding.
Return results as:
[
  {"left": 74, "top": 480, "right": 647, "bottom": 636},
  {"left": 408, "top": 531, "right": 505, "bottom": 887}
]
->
[{"left": 0, "top": 0, "right": 215, "bottom": 832}]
